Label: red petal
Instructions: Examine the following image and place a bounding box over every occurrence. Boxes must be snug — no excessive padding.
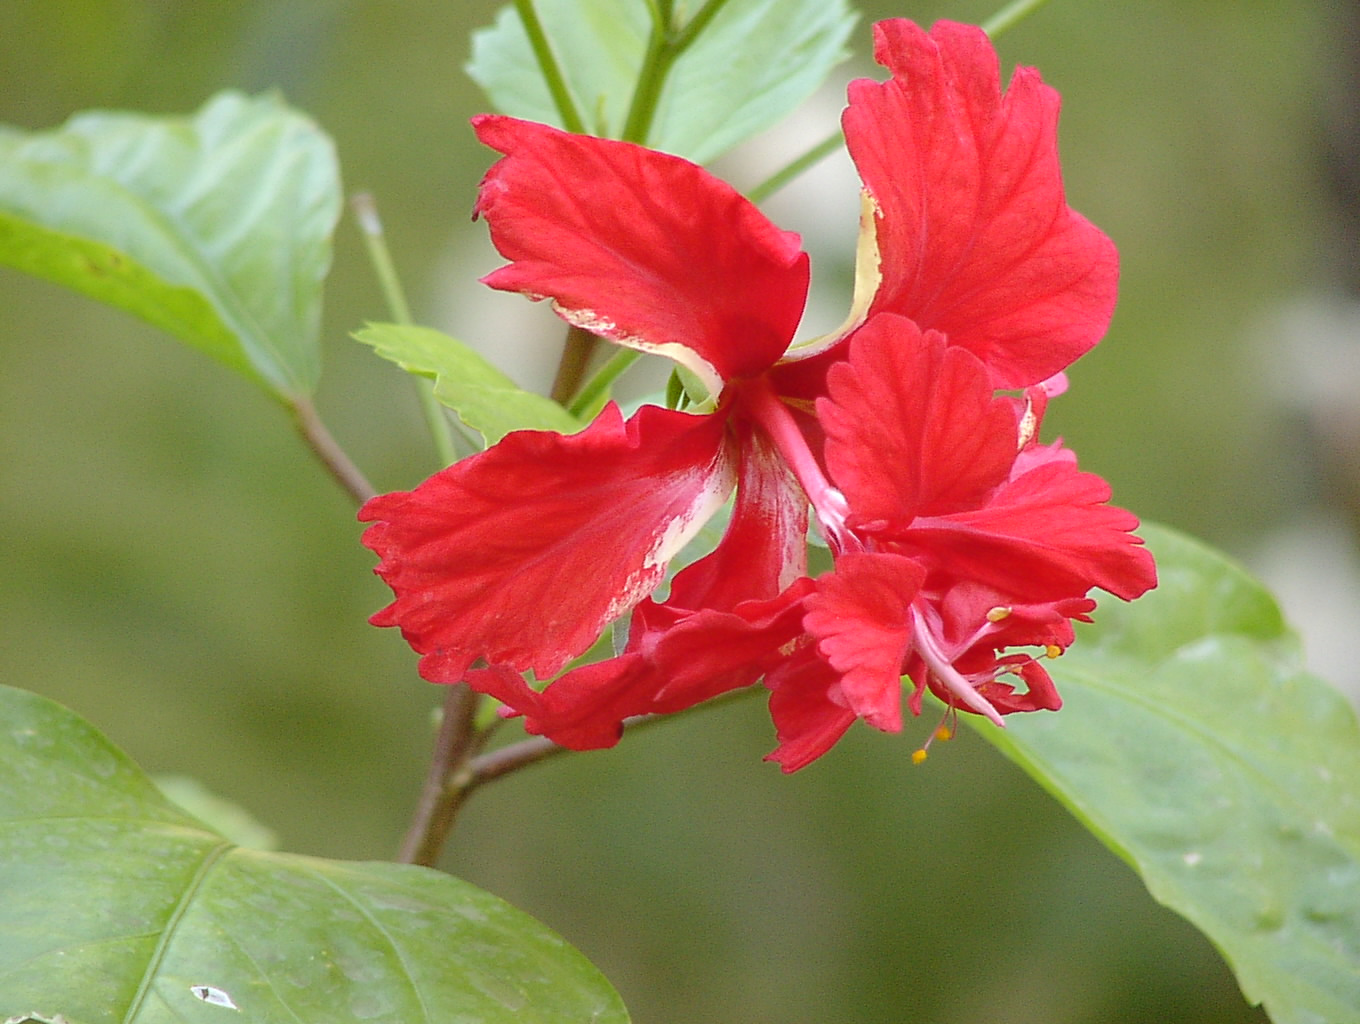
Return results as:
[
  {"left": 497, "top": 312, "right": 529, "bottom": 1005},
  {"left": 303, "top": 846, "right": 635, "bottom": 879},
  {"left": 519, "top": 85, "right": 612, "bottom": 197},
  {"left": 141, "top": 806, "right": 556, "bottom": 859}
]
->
[
  {"left": 638, "top": 582, "right": 813, "bottom": 711},
  {"left": 473, "top": 115, "right": 810, "bottom": 395},
  {"left": 843, "top": 20, "right": 1118, "bottom": 388},
  {"left": 764, "top": 650, "right": 858, "bottom": 773},
  {"left": 819, "top": 315, "right": 1017, "bottom": 524},
  {"left": 359, "top": 403, "right": 733, "bottom": 681},
  {"left": 935, "top": 582, "right": 1089, "bottom": 661},
  {"left": 907, "top": 458, "right": 1158, "bottom": 602},
  {"left": 975, "top": 658, "right": 1063, "bottom": 714},
  {"left": 667, "top": 420, "right": 809, "bottom": 613},
  {"left": 803, "top": 551, "right": 926, "bottom": 732},
  {"left": 490, "top": 582, "right": 813, "bottom": 751},
  {"left": 473, "top": 654, "right": 650, "bottom": 751}
]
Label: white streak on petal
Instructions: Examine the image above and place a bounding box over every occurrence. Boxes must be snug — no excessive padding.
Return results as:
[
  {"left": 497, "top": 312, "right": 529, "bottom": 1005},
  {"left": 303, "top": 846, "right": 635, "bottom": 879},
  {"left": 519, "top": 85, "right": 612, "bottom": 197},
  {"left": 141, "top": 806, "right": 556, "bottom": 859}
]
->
[
  {"left": 553, "top": 302, "right": 725, "bottom": 399},
  {"left": 643, "top": 452, "right": 738, "bottom": 572},
  {"left": 783, "top": 189, "right": 882, "bottom": 361},
  {"left": 591, "top": 442, "right": 736, "bottom": 628}
]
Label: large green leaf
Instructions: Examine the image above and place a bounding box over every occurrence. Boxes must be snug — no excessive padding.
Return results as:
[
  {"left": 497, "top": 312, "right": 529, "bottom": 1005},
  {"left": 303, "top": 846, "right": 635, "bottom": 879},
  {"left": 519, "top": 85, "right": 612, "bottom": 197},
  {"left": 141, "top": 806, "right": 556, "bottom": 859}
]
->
[
  {"left": 467, "top": 0, "right": 857, "bottom": 163},
  {"left": 0, "top": 91, "right": 340, "bottom": 399},
  {"left": 355, "top": 322, "right": 581, "bottom": 446},
  {"left": 976, "top": 523, "right": 1360, "bottom": 1024},
  {"left": 0, "top": 685, "right": 629, "bottom": 1023}
]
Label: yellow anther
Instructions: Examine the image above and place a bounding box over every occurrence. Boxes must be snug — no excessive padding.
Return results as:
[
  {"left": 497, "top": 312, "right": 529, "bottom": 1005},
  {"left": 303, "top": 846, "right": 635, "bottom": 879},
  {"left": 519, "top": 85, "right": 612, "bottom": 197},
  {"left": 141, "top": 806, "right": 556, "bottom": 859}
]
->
[
  {"left": 911, "top": 748, "right": 929, "bottom": 765},
  {"left": 1045, "top": 643, "right": 1063, "bottom": 659},
  {"left": 986, "top": 606, "right": 1013, "bottom": 623},
  {"left": 934, "top": 724, "right": 954, "bottom": 742}
]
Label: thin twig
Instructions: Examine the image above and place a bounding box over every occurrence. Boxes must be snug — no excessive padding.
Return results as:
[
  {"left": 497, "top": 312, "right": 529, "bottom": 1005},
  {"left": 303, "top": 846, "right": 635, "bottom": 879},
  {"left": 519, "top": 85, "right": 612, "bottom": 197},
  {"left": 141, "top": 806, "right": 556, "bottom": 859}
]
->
[
  {"left": 289, "top": 397, "right": 376, "bottom": 505},
  {"left": 467, "top": 687, "right": 763, "bottom": 787},
  {"left": 469, "top": 733, "right": 569, "bottom": 785}
]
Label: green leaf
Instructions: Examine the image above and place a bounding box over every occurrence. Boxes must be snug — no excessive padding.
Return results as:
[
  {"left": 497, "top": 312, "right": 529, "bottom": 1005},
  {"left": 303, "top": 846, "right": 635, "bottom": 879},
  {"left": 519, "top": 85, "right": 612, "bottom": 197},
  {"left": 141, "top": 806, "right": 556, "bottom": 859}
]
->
[
  {"left": 0, "top": 685, "right": 629, "bottom": 1022},
  {"left": 0, "top": 91, "right": 340, "bottom": 399},
  {"left": 975, "top": 523, "right": 1360, "bottom": 1024},
  {"left": 467, "top": 0, "right": 857, "bottom": 164},
  {"left": 355, "top": 322, "right": 581, "bottom": 446}
]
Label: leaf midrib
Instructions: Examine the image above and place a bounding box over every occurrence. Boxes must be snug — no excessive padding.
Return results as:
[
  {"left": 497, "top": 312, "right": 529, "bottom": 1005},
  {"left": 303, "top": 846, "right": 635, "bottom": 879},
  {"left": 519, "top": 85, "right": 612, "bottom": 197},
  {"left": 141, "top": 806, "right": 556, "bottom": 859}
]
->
[{"left": 120, "top": 839, "right": 233, "bottom": 1023}]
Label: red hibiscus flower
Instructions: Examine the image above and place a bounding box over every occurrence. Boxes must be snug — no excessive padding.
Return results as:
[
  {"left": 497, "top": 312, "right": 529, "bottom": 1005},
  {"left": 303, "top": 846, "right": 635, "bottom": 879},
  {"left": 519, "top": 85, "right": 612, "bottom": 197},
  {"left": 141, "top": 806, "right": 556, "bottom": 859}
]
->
[
  {"left": 359, "top": 19, "right": 1134, "bottom": 764},
  {"left": 755, "top": 315, "right": 1156, "bottom": 770}
]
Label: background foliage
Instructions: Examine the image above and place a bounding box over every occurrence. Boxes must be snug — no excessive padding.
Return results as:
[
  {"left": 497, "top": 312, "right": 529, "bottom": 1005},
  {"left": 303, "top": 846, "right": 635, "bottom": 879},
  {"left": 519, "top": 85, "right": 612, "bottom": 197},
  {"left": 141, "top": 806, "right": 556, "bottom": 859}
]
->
[{"left": 1, "top": 1, "right": 1351, "bottom": 1021}]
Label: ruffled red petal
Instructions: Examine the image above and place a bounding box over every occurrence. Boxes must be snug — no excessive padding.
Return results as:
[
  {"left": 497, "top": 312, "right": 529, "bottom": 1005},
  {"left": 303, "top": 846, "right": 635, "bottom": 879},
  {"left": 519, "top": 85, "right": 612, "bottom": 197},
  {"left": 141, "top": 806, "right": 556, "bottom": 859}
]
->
[
  {"left": 974, "top": 657, "right": 1063, "bottom": 714},
  {"left": 487, "top": 582, "right": 813, "bottom": 751},
  {"left": 906, "top": 458, "right": 1158, "bottom": 603},
  {"left": 843, "top": 20, "right": 1118, "bottom": 388},
  {"left": 461, "top": 427, "right": 815, "bottom": 750},
  {"left": 359, "top": 403, "right": 733, "bottom": 682},
  {"left": 473, "top": 115, "right": 810, "bottom": 395},
  {"left": 763, "top": 650, "right": 858, "bottom": 773},
  {"left": 819, "top": 315, "right": 1018, "bottom": 526},
  {"left": 803, "top": 551, "right": 926, "bottom": 732}
]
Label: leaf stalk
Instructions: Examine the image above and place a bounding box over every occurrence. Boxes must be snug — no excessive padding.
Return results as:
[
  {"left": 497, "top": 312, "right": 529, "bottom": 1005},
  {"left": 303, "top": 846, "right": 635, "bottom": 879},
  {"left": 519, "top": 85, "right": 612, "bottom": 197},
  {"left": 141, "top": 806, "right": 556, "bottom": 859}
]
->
[
  {"left": 351, "top": 192, "right": 459, "bottom": 467},
  {"left": 980, "top": 0, "right": 1055, "bottom": 38},
  {"left": 289, "top": 397, "right": 376, "bottom": 505}
]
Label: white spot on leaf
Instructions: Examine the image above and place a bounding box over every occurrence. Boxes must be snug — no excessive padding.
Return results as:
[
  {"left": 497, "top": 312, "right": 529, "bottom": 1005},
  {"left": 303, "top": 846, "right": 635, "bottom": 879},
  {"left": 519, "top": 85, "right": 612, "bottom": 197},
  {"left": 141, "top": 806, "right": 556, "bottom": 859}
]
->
[{"left": 190, "top": 985, "right": 239, "bottom": 1010}]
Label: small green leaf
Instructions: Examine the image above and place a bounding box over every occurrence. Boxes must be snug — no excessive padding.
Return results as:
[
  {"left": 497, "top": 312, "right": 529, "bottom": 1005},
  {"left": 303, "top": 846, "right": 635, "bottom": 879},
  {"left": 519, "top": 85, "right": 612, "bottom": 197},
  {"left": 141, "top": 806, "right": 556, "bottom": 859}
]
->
[
  {"left": 467, "top": 0, "right": 857, "bottom": 163},
  {"left": 975, "top": 523, "right": 1360, "bottom": 1024},
  {"left": 355, "top": 322, "right": 581, "bottom": 446},
  {"left": 0, "top": 684, "right": 629, "bottom": 1022},
  {"left": 0, "top": 91, "right": 340, "bottom": 400}
]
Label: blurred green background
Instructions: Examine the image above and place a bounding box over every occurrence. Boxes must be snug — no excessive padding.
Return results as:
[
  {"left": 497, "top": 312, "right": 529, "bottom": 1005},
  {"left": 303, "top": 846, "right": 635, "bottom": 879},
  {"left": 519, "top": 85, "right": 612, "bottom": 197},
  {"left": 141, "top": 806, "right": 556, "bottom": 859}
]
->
[{"left": 2, "top": 1, "right": 1353, "bottom": 1021}]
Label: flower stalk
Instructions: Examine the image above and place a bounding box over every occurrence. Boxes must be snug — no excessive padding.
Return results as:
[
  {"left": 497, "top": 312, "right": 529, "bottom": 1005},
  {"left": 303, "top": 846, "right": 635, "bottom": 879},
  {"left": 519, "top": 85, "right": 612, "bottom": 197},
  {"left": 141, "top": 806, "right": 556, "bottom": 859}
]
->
[{"left": 397, "top": 683, "right": 489, "bottom": 866}]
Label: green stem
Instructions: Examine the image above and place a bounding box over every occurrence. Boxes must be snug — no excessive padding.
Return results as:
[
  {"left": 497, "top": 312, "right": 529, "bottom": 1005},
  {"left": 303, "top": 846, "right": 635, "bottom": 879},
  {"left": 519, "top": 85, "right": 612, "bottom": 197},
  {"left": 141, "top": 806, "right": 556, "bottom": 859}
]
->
[
  {"left": 748, "top": 129, "right": 844, "bottom": 204},
  {"left": 980, "top": 0, "right": 1054, "bottom": 38},
  {"left": 552, "top": 0, "right": 731, "bottom": 405},
  {"left": 621, "top": 0, "right": 733, "bottom": 144},
  {"left": 671, "top": 0, "right": 733, "bottom": 53},
  {"left": 351, "top": 193, "right": 459, "bottom": 467},
  {"left": 621, "top": 13, "right": 671, "bottom": 143},
  {"left": 569, "top": 348, "right": 641, "bottom": 418},
  {"left": 550, "top": 325, "right": 601, "bottom": 406},
  {"left": 351, "top": 193, "right": 413, "bottom": 325},
  {"left": 514, "top": 0, "right": 586, "bottom": 134}
]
